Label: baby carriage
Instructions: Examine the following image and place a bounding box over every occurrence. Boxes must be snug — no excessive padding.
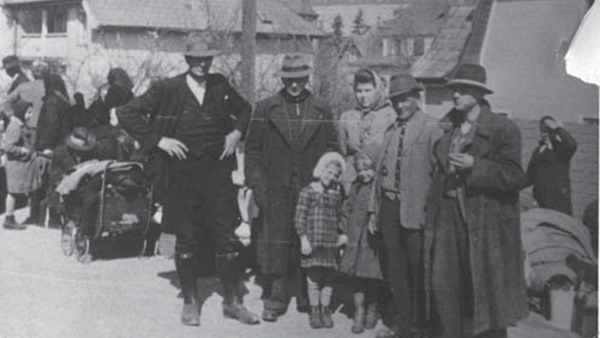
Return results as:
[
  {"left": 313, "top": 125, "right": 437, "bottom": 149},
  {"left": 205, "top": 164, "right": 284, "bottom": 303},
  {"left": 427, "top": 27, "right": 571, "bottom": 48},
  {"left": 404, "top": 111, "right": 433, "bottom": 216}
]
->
[{"left": 57, "top": 160, "right": 155, "bottom": 263}]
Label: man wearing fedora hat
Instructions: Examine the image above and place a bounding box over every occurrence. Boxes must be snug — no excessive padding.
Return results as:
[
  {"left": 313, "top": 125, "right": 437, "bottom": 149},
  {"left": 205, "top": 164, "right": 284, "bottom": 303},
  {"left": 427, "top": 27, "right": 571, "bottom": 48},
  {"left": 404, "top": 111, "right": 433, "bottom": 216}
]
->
[
  {"left": 245, "top": 54, "right": 337, "bottom": 322},
  {"left": 110, "top": 38, "right": 259, "bottom": 327},
  {"left": 367, "top": 73, "right": 441, "bottom": 338},
  {"left": 423, "top": 64, "right": 528, "bottom": 338}
]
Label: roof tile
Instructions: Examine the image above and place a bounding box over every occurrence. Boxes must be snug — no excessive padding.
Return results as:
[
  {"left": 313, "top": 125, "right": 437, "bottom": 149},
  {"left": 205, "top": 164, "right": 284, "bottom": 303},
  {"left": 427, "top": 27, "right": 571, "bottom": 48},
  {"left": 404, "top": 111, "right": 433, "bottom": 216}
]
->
[{"left": 83, "top": 0, "right": 324, "bottom": 36}]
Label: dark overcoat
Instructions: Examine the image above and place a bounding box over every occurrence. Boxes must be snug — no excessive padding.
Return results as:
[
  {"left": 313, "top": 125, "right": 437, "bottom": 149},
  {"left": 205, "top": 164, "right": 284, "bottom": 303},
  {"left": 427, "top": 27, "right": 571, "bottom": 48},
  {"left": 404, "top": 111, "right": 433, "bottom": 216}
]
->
[
  {"left": 423, "top": 106, "right": 528, "bottom": 335},
  {"left": 244, "top": 92, "right": 337, "bottom": 275},
  {"left": 115, "top": 72, "right": 251, "bottom": 207},
  {"left": 35, "top": 93, "right": 69, "bottom": 151},
  {"left": 525, "top": 127, "right": 577, "bottom": 215}
]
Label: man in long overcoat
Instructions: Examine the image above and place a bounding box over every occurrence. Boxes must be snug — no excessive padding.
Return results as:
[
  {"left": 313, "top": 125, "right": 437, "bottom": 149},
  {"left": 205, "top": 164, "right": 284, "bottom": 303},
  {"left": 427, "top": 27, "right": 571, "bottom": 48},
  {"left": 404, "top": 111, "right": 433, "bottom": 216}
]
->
[
  {"left": 111, "top": 40, "right": 259, "bottom": 327},
  {"left": 424, "top": 64, "right": 528, "bottom": 338},
  {"left": 244, "top": 54, "right": 337, "bottom": 322}
]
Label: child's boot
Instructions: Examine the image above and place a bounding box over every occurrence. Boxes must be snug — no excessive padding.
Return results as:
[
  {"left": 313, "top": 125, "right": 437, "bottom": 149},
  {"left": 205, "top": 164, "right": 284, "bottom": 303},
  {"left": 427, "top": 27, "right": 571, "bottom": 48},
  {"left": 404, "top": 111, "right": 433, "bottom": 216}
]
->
[
  {"left": 309, "top": 306, "right": 322, "bottom": 329},
  {"left": 320, "top": 305, "right": 333, "bottom": 328},
  {"left": 351, "top": 305, "right": 366, "bottom": 333},
  {"left": 365, "top": 301, "right": 379, "bottom": 329}
]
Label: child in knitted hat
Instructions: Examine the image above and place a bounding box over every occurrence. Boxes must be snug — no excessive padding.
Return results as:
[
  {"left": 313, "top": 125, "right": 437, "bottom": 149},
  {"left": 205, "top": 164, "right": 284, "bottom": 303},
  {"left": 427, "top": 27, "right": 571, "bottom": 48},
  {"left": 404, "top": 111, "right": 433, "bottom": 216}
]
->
[{"left": 294, "top": 151, "right": 347, "bottom": 329}]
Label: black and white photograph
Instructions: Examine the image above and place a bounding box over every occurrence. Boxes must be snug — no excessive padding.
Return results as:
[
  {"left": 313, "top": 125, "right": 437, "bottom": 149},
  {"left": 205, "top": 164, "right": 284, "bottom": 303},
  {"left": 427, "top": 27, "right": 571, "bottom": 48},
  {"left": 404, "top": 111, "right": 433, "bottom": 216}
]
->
[{"left": 0, "top": 0, "right": 598, "bottom": 337}]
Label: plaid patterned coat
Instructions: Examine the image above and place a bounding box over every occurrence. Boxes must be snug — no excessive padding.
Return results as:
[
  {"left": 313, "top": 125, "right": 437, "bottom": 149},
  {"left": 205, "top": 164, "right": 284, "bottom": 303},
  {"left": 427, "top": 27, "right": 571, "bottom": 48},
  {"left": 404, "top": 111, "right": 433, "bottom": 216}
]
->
[{"left": 294, "top": 183, "right": 345, "bottom": 268}]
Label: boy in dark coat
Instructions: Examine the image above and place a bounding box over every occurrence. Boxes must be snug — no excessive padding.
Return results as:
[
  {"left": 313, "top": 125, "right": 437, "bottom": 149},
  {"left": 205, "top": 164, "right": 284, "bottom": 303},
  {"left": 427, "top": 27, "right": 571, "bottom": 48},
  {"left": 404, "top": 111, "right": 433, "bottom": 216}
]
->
[{"left": 523, "top": 116, "right": 577, "bottom": 215}]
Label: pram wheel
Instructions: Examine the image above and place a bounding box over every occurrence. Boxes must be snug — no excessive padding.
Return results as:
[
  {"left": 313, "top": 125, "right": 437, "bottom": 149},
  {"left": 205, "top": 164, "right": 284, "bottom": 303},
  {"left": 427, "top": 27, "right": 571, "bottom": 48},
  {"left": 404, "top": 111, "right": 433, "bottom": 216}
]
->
[
  {"left": 75, "top": 230, "right": 91, "bottom": 263},
  {"left": 61, "top": 220, "right": 76, "bottom": 256}
]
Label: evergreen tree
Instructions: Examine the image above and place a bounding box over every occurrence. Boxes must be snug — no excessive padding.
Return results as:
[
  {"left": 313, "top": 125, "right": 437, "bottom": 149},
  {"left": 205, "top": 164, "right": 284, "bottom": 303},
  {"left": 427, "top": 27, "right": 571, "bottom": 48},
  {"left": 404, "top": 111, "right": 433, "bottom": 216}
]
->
[
  {"left": 332, "top": 14, "right": 343, "bottom": 37},
  {"left": 352, "top": 8, "right": 366, "bottom": 34}
]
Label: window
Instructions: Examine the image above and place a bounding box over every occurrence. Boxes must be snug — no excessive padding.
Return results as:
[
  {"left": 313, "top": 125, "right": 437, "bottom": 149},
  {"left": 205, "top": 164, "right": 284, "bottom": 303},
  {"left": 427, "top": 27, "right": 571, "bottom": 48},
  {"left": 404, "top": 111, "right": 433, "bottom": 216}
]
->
[
  {"left": 20, "top": 8, "right": 43, "bottom": 34},
  {"left": 47, "top": 7, "right": 67, "bottom": 34},
  {"left": 413, "top": 37, "right": 425, "bottom": 57},
  {"left": 19, "top": 6, "right": 67, "bottom": 35}
]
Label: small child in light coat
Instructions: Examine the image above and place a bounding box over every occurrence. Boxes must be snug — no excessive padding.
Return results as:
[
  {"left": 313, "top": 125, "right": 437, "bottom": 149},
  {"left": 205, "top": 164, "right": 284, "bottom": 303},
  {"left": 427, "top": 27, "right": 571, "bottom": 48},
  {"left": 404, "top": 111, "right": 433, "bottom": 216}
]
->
[{"left": 294, "top": 152, "right": 348, "bottom": 329}]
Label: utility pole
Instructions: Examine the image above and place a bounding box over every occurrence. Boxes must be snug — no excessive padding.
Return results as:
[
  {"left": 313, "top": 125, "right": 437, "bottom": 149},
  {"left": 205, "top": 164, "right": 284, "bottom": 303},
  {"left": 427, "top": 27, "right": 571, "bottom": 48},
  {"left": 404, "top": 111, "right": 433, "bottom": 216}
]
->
[{"left": 241, "top": 0, "right": 257, "bottom": 104}]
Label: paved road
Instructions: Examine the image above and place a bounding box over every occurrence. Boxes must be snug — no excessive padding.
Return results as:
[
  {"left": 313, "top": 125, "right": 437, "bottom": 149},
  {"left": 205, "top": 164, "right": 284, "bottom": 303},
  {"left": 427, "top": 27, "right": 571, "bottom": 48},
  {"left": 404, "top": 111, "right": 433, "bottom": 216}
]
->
[{"left": 0, "top": 211, "right": 581, "bottom": 338}]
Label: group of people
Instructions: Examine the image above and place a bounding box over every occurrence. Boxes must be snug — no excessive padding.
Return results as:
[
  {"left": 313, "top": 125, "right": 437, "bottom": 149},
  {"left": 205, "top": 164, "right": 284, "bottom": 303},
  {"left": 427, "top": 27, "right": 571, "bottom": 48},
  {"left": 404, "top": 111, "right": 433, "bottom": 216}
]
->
[
  {"left": 1, "top": 55, "right": 138, "bottom": 232},
  {"left": 2, "top": 36, "right": 582, "bottom": 338}
]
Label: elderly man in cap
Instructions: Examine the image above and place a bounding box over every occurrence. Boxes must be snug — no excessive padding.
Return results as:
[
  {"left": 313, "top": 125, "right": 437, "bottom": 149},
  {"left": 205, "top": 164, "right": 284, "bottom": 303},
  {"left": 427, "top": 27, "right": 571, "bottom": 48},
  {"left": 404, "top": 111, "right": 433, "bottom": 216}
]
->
[
  {"left": 367, "top": 73, "right": 441, "bottom": 338},
  {"left": 423, "top": 64, "right": 528, "bottom": 338},
  {"left": 2, "top": 55, "right": 28, "bottom": 95},
  {"left": 245, "top": 54, "right": 337, "bottom": 322},
  {"left": 109, "top": 39, "right": 259, "bottom": 326}
]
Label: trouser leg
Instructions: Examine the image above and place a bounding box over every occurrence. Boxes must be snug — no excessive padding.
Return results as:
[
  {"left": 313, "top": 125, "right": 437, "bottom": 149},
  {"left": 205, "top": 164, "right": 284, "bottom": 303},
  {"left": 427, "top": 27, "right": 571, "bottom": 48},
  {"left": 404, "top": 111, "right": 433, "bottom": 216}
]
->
[
  {"left": 432, "top": 198, "right": 474, "bottom": 338},
  {"left": 379, "top": 197, "right": 413, "bottom": 336},
  {"left": 175, "top": 251, "right": 200, "bottom": 326}
]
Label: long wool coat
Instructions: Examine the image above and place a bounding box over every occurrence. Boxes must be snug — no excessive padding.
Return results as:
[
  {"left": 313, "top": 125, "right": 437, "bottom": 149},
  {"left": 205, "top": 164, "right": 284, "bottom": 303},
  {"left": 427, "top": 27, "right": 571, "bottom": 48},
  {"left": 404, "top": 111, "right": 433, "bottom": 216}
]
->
[
  {"left": 423, "top": 106, "right": 529, "bottom": 335},
  {"left": 245, "top": 91, "right": 337, "bottom": 275}
]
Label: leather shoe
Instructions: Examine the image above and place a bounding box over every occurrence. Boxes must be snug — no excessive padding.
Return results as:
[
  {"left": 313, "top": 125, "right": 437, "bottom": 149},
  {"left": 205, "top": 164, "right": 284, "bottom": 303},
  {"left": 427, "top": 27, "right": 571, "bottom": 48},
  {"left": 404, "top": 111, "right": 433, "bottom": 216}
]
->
[
  {"left": 223, "top": 303, "right": 260, "bottom": 325},
  {"left": 376, "top": 327, "right": 400, "bottom": 338},
  {"left": 181, "top": 303, "right": 200, "bottom": 326},
  {"left": 262, "top": 309, "right": 281, "bottom": 322}
]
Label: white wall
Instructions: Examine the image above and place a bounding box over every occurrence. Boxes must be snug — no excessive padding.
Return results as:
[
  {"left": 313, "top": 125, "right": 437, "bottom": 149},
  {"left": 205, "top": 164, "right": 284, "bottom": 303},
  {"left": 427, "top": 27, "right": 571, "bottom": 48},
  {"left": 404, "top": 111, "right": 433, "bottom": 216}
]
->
[{"left": 481, "top": 0, "right": 598, "bottom": 122}]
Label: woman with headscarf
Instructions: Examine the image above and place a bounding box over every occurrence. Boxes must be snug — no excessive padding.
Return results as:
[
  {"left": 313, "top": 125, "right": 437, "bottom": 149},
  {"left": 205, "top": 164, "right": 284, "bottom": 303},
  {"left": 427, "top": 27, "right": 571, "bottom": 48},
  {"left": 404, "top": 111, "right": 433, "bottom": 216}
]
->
[
  {"left": 35, "top": 73, "right": 70, "bottom": 153},
  {"left": 338, "top": 68, "right": 396, "bottom": 190}
]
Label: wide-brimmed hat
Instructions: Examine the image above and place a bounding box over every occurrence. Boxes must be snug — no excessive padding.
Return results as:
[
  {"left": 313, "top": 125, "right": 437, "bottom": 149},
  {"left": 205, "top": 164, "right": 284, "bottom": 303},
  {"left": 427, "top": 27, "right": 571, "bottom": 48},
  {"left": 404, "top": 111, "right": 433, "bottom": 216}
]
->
[
  {"left": 1, "top": 55, "right": 20, "bottom": 70},
  {"left": 183, "top": 40, "right": 221, "bottom": 58},
  {"left": 445, "top": 64, "right": 493, "bottom": 94},
  {"left": 276, "top": 54, "right": 313, "bottom": 78},
  {"left": 65, "top": 127, "right": 97, "bottom": 152},
  {"left": 388, "top": 73, "right": 424, "bottom": 98}
]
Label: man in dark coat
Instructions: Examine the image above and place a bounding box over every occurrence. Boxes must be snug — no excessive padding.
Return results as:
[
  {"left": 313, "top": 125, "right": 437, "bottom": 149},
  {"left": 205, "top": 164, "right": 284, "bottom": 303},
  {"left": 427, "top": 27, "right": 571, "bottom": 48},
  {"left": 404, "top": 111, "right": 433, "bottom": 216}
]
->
[
  {"left": 522, "top": 116, "right": 577, "bottom": 215},
  {"left": 244, "top": 54, "right": 338, "bottom": 322},
  {"left": 423, "top": 64, "right": 528, "bottom": 338},
  {"left": 2, "top": 55, "right": 29, "bottom": 95},
  {"left": 110, "top": 40, "right": 259, "bottom": 327}
]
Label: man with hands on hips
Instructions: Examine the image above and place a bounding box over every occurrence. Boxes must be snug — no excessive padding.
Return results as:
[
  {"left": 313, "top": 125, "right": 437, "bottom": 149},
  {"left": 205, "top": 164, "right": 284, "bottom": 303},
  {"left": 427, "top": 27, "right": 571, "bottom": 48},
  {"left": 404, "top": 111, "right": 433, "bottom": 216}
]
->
[{"left": 110, "top": 39, "right": 259, "bottom": 327}]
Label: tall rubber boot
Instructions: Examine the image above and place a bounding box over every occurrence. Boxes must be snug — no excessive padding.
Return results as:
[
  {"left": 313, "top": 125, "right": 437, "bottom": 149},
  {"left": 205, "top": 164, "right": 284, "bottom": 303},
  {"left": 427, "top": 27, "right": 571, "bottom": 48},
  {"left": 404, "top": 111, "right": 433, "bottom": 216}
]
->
[
  {"left": 175, "top": 253, "right": 200, "bottom": 326},
  {"left": 217, "top": 252, "right": 260, "bottom": 325}
]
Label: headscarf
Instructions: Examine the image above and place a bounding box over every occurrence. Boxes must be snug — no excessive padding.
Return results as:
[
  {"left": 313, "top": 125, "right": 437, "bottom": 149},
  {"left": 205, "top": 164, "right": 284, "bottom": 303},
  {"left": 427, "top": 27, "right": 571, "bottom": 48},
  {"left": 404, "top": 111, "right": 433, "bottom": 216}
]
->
[
  {"left": 43, "top": 73, "right": 69, "bottom": 103},
  {"left": 354, "top": 67, "right": 389, "bottom": 114},
  {"left": 107, "top": 68, "right": 134, "bottom": 94}
]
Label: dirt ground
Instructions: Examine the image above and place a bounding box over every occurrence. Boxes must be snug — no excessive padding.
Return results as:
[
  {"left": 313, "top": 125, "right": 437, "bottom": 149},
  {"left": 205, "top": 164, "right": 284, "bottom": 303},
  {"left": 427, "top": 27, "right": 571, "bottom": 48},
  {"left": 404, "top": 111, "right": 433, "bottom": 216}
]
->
[{"left": 0, "top": 209, "right": 584, "bottom": 338}]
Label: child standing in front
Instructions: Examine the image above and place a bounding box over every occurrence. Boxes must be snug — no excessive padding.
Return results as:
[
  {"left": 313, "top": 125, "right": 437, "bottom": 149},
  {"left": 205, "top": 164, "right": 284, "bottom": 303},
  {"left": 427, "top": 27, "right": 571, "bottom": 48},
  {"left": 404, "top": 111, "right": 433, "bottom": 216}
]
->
[
  {"left": 295, "top": 152, "right": 348, "bottom": 329},
  {"left": 339, "top": 152, "right": 385, "bottom": 334}
]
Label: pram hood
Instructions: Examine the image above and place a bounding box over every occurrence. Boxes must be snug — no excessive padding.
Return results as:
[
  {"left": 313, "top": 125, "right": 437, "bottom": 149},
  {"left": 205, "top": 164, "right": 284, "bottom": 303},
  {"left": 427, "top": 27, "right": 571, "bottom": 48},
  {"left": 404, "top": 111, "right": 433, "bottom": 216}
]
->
[{"left": 55, "top": 160, "right": 144, "bottom": 196}]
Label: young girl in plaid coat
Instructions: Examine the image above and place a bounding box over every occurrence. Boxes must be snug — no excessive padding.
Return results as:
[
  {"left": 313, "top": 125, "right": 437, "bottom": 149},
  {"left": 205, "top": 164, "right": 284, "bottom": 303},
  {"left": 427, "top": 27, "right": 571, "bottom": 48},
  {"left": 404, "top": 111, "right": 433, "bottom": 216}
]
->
[{"left": 295, "top": 152, "right": 348, "bottom": 329}]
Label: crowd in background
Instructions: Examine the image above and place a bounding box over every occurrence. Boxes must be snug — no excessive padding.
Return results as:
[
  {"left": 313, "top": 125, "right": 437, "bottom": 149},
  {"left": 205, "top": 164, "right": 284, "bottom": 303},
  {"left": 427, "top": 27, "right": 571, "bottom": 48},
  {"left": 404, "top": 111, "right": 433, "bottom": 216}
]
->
[{"left": 1, "top": 49, "right": 596, "bottom": 338}]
